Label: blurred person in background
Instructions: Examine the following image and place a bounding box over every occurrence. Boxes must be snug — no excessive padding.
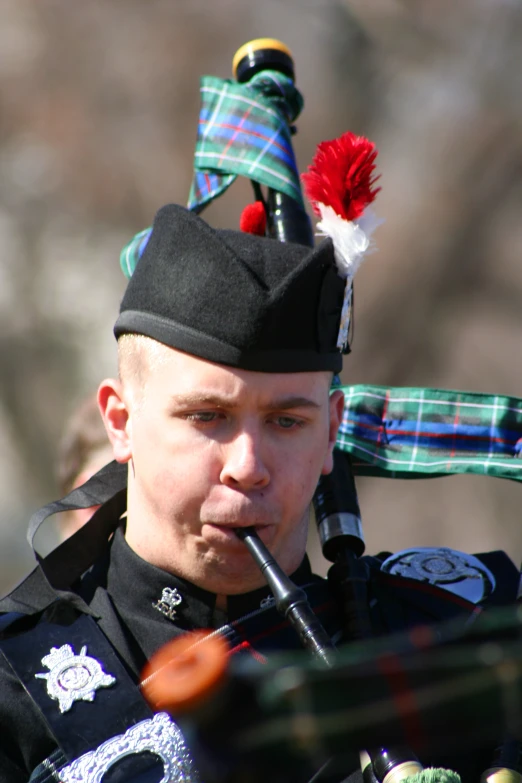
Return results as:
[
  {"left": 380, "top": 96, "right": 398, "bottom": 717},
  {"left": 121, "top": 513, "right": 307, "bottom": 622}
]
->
[{"left": 55, "top": 392, "right": 114, "bottom": 540}]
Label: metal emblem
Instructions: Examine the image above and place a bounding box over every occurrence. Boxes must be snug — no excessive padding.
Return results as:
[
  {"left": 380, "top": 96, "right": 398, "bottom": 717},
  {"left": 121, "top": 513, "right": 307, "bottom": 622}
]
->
[
  {"left": 153, "top": 586, "right": 183, "bottom": 620},
  {"left": 381, "top": 547, "right": 496, "bottom": 604},
  {"left": 336, "top": 280, "right": 353, "bottom": 351},
  {"left": 35, "top": 644, "right": 116, "bottom": 713},
  {"left": 260, "top": 595, "right": 275, "bottom": 609},
  {"left": 59, "top": 712, "right": 199, "bottom": 783}
]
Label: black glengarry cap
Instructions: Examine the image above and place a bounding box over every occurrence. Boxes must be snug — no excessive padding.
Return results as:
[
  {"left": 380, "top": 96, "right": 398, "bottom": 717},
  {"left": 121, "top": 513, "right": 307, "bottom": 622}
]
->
[{"left": 114, "top": 204, "right": 344, "bottom": 373}]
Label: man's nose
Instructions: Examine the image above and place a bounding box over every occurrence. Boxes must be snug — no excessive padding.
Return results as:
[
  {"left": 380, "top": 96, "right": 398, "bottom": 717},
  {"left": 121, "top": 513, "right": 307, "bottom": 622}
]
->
[{"left": 220, "top": 431, "right": 270, "bottom": 490}]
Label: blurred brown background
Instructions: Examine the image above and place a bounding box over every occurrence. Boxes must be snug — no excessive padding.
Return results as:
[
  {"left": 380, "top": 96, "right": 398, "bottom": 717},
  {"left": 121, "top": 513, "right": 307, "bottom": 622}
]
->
[{"left": 1, "top": 0, "right": 521, "bottom": 593}]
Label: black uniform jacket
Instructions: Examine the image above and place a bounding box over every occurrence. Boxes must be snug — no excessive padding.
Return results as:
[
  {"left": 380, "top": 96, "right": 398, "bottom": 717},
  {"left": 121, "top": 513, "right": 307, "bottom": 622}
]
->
[{"left": 0, "top": 476, "right": 519, "bottom": 783}]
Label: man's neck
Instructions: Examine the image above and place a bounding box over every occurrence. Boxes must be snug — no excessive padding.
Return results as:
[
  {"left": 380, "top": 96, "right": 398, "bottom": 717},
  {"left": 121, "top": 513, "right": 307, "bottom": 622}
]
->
[{"left": 215, "top": 594, "right": 228, "bottom": 611}]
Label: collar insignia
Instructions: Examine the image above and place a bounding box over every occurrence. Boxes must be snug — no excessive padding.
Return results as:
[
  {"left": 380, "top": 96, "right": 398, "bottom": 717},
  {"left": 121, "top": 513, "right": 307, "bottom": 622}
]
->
[
  {"left": 153, "top": 586, "right": 183, "bottom": 621},
  {"left": 35, "top": 644, "right": 116, "bottom": 713}
]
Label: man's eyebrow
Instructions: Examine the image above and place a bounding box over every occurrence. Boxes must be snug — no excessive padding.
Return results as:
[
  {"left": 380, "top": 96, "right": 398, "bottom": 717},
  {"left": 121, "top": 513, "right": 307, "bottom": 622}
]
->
[
  {"left": 267, "top": 396, "right": 321, "bottom": 410},
  {"left": 169, "top": 393, "right": 321, "bottom": 410},
  {"left": 169, "top": 393, "right": 234, "bottom": 407}
]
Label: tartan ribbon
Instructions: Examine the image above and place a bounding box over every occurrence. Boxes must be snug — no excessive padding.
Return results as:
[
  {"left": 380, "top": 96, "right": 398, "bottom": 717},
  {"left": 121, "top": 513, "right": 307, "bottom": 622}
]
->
[
  {"left": 119, "top": 69, "right": 304, "bottom": 280},
  {"left": 338, "top": 384, "right": 522, "bottom": 481},
  {"left": 187, "top": 70, "right": 304, "bottom": 211},
  {"left": 120, "top": 227, "right": 152, "bottom": 280}
]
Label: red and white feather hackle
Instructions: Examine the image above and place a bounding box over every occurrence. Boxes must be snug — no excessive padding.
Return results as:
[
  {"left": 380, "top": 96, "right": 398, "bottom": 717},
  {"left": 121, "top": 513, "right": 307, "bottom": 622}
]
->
[{"left": 302, "top": 131, "right": 382, "bottom": 350}]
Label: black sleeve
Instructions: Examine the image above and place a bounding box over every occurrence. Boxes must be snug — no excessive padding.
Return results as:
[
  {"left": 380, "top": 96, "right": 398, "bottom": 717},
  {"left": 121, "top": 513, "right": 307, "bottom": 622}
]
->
[
  {"left": 0, "top": 754, "right": 27, "bottom": 783},
  {"left": 0, "top": 653, "right": 57, "bottom": 782}
]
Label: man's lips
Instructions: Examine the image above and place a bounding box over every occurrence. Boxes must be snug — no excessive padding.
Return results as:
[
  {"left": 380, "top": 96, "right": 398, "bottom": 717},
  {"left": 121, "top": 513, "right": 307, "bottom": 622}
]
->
[
  {"left": 205, "top": 522, "right": 270, "bottom": 530},
  {"left": 202, "top": 521, "right": 273, "bottom": 544}
]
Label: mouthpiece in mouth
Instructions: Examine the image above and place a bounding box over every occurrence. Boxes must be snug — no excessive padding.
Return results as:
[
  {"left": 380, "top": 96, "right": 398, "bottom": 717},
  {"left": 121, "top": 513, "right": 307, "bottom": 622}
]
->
[{"left": 233, "top": 526, "right": 257, "bottom": 541}]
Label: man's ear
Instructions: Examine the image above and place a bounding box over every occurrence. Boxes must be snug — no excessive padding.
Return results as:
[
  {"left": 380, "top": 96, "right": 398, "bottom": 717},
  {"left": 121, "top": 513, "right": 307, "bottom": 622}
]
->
[
  {"left": 321, "top": 389, "right": 345, "bottom": 476},
  {"left": 97, "top": 379, "right": 132, "bottom": 464}
]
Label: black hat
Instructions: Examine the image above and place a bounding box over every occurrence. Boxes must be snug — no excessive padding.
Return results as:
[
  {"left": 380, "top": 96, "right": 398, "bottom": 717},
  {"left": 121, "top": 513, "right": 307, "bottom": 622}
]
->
[{"left": 114, "top": 204, "right": 345, "bottom": 373}]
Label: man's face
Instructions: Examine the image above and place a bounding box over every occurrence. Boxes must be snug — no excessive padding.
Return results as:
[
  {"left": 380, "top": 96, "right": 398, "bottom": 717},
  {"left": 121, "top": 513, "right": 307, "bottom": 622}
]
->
[{"left": 101, "top": 344, "right": 344, "bottom": 596}]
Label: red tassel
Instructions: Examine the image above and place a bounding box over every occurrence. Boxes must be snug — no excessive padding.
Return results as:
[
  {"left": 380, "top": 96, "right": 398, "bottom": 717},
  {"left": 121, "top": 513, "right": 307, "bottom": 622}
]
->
[
  {"left": 302, "top": 131, "right": 380, "bottom": 222},
  {"left": 239, "top": 201, "right": 267, "bottom": 236}
]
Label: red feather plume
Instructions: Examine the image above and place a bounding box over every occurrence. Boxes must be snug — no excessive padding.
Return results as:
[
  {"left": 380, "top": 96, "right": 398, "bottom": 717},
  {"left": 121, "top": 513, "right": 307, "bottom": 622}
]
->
[{"left": 301, "top": 132, "right": 381, "bottom": 222}]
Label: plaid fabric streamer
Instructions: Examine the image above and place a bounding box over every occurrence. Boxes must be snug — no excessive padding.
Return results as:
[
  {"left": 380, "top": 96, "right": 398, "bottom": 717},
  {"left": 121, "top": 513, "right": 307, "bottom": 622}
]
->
[
  {"left": 120, "top": 227, "right": 151, "bottom": 280},
  {"left": 187, "top": 70, "right": 304, "bottom": 211},
  {"left": 119, "top": 69, "right": 304, "bottom": 279},
  {"left": 338, "top": 384, "right": 522, "bottom": 481}
]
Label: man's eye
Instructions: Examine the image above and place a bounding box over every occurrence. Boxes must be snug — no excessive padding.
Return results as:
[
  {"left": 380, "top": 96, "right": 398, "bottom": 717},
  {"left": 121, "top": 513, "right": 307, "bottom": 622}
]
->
[
  {"left": 275, "top": 416, "right": 300, "bottom": 429},
  {"left": 187, "top": 412, "right": 221, "bottom": 423}
]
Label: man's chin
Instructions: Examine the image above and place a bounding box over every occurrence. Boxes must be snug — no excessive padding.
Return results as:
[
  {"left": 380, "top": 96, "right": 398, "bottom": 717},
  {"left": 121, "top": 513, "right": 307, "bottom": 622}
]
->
[
  {"left": 196, "top": 540, "right": 273, "bottom": 595},
  {"left": 204, "top": 568, "right": 269, "bottom": 597}
]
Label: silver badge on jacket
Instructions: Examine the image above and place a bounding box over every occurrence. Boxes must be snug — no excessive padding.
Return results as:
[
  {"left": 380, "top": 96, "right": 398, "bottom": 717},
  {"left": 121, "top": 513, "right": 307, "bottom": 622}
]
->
[
  {"left": 381, "top": 546, "right": 496, "bottom": 604},
  {"left": 35, "top": 644, "right": 116, "bottom": 713},
  {"left": 59, "top": 712, "right": 199, "bottom": 783}
]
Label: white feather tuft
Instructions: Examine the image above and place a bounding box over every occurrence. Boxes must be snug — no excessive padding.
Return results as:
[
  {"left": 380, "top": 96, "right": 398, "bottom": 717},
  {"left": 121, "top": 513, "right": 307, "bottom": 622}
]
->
[{"left": 315, "top": 204, "right": 384, "bottom": 280}]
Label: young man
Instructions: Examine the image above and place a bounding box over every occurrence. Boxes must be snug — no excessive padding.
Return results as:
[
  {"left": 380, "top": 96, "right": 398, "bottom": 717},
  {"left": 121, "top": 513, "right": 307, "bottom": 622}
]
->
[
  {"left": 0, "top": 204, "right": 349, "bottom": 783},
  {"left": 0, "top": 205, "right": 518, "bottom": 783}
]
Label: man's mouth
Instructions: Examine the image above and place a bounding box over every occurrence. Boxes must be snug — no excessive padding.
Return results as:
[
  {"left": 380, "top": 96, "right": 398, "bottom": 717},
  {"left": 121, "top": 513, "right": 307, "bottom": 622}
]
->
[
  {"left": 203, "top": 518, "right": 270, "bottom": 530},
  {"left": 203, "top": 521, "right": 272, "bottom": 543}
]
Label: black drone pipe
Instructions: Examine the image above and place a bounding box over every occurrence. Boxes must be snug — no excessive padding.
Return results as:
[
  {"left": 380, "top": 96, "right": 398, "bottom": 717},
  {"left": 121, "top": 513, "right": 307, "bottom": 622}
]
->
[{"left": 234, "top": 527, "right": 336, "bottom": 668}]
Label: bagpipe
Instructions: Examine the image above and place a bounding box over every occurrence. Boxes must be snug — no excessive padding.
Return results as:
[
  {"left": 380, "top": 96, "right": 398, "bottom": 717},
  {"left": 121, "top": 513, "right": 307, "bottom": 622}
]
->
[{"left": 119, "top": 39, "right": 522, "bottom": 783}]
